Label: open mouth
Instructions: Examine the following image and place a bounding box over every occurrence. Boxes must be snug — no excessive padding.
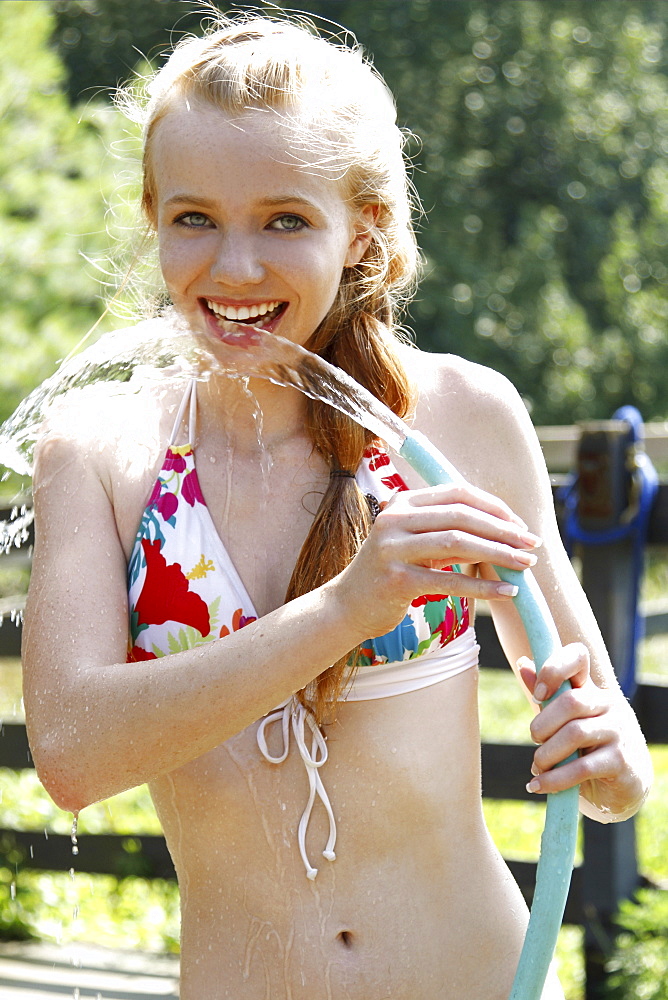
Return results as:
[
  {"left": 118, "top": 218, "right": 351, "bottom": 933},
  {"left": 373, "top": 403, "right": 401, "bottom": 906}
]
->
[{"left": 203, "top": 299, "right": 287, "bottom": 328}]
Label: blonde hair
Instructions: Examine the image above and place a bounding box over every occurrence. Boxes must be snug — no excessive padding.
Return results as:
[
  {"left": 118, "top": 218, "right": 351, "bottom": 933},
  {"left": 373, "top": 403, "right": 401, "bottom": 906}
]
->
[{"left": 120, "top": 10, "right": 421, "bottom": 721}]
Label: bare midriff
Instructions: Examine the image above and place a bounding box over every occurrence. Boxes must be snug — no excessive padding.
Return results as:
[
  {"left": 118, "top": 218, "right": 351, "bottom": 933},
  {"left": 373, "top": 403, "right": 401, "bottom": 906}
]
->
[{"left": 150, "top": 667, "right": 562, "bottom": 1000}]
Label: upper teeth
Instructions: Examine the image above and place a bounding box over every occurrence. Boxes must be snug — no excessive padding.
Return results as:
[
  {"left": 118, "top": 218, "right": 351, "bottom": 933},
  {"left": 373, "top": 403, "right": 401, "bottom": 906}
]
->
[{"left": 207, "top": 300, "right": 280, "bottom": 321}]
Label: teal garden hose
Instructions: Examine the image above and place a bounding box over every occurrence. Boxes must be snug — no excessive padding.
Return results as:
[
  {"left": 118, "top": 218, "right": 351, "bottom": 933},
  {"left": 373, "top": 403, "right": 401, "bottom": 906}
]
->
[{"left": 401, "top": 431, "right": 579, "bottom": 1000}]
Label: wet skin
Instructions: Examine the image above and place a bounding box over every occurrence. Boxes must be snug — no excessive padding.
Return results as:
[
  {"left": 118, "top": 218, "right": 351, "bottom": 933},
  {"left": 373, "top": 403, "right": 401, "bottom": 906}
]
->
[{"left": 22, "top": 100, "right": 650, "bottom": 999}]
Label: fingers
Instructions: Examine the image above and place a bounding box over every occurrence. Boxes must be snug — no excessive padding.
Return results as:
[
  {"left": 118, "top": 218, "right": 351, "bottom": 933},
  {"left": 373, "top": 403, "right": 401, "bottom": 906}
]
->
[
  {"left": 375, "top": 487, "right": 542, "bottom": 577},
  {"left": 377, "top": 527, "right": 539, "bottom": 575},
  {"left": 395, "top": 500, "right": 541, "bottom": 552},
  {"left": 527, "top": 737, "right": 623, "bottom": 797},
  {"left": 530, "top": 643, "right": 590, "bottom": 704},
  {"left": 393, "top": 565, "right": 522, "bottom": 602},
  {"left": 406, "top": 483, "right": 529, "bottom": 530},
  {"left": 523, "top": 646, "right": 622, "bottom": 796},
  {"left": 517, "top": 648, "right": 650, "bottom": 816}
]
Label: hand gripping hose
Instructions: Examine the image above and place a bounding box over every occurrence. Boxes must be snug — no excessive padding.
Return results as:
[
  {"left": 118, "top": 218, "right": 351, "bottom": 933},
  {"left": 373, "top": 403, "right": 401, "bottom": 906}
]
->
[{"left": 400, "top": 431, "right": 579, "bottom": 1000}]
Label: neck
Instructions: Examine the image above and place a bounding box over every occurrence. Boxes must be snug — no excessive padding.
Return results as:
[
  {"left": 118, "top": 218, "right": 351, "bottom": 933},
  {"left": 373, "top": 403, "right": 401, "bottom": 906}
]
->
[{"left": 198, "top": 374, "right": 311, "bottom": 452}]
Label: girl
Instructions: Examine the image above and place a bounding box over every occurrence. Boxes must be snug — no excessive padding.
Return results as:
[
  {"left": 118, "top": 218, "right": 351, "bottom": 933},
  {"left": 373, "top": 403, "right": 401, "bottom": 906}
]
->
[{"left": 23, "top": 13, "right": 651, "bottom": 999}]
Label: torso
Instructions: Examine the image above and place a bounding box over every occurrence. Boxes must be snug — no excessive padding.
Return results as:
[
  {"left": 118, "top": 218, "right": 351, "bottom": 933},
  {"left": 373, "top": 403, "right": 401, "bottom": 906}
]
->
[{"left": 98, "top": 336, "right": 561, "bottom": 999}]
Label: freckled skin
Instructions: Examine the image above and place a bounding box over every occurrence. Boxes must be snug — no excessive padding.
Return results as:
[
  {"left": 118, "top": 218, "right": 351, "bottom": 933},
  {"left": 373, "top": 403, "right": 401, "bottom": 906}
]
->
[{"left": 22, "top": 102, "right": 650, "bottom": 1000}]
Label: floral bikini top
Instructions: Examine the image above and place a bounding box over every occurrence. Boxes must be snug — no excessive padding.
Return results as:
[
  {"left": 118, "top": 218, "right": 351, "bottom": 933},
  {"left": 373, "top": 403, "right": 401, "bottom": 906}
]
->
[
  {"left": 127, "top": 380, "right": 477, "bottom": 877},
  {"left": 127, "top": 382, "right": 470, "bottom": 665}
]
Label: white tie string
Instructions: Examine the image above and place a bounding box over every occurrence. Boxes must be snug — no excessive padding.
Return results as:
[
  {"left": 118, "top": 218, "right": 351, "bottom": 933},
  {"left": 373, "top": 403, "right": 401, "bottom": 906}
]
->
[{"left": 257, "top": 697, "right": 337, "bottom": 880}]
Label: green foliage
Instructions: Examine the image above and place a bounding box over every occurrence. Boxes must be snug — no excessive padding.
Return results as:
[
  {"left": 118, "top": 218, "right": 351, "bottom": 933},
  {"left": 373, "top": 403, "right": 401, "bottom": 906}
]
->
[
  {"left": 603, "top": 888, "right": 668, "bottom": 999},
  {"left": 46, "top": 0, "right": 668, "bottom": 424},
  {"left": 0, "top": 0, "right": 661, "bottom": 428},
  {"left": 0, "top": 0, "right": 141, "bottom": 425},
  {"left": 0, "top": 866, "right": 180, "bottom": 952},
  {"left": 0, "top": 769, "right": 178, "bottom": 950},
  {"left": 327, "top": 0, "right": 668, "bottom": 423}
]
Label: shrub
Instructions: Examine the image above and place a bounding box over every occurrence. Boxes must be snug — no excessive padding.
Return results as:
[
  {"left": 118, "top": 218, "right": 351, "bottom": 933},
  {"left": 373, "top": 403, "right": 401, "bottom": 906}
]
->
[{"left": 603, "top": 888, "right": 668, "bottom": 999}]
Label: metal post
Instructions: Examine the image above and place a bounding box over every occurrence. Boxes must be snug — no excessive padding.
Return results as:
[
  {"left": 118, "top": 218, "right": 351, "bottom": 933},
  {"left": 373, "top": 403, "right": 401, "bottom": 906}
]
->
[{"left": 576, "top": 421, "right": 641, "bottom": 998}]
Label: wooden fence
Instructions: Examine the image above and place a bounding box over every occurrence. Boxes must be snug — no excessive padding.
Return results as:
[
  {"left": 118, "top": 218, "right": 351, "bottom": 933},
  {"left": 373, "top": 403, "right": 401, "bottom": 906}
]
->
[{"left": 2, "top": 420, "right": 668, "bottom": 999}]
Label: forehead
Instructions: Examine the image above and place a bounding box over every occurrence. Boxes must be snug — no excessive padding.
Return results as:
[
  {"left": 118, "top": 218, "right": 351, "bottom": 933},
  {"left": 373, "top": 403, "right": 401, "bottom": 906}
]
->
[{"left": 150, "top": 100, "right": 350, "bottom": 205}]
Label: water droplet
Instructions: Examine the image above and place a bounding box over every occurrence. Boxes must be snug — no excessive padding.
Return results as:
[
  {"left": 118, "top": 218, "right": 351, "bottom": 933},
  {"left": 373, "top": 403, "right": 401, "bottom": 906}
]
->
[{"left": 71, "top": 814, "right": 79, "bottom": 856}]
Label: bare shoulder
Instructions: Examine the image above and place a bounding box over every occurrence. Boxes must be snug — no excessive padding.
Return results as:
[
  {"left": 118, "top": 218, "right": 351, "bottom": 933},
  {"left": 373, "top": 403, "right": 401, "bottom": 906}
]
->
[
  {"left": 31, "top": 330, "right": 185, "bottom": 550},
  {"left": 397, "top": 343, "right": 521, "bottom": 412},
  {"left": 34, "top": 380, "right": 163, "bottom": 491},
  {"left": 395, "top": 345, "right": 540, "bottom": 492},
  {"left": 32, "top": 316, "right": 187, "bottom": 491}
]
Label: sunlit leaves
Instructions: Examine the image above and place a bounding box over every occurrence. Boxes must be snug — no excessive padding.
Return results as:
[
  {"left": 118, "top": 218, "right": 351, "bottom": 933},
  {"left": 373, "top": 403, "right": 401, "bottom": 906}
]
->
[{"left": 7, "top": 0, "right": 668, "bottom": 429}]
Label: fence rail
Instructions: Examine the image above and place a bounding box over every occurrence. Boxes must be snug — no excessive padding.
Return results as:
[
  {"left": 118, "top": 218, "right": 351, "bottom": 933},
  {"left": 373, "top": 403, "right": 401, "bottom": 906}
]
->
[{"left": 2, "top": 422, "right": 668, "bottom": 999}]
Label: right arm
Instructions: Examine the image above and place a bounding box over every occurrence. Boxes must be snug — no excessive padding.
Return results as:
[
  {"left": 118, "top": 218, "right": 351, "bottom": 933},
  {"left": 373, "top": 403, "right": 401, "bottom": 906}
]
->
[
  {"left": 23, "top": 433, "right": 534, "bottom": 814},
  {"left": 23, "top": 433, "right": 374, "bottom": 813}
]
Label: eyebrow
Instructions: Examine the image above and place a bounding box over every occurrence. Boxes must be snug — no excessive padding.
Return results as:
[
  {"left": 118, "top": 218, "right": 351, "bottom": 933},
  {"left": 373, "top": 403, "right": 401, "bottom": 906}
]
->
[{"left": 163, "top": 193, "right": 325, "bottom": 212}]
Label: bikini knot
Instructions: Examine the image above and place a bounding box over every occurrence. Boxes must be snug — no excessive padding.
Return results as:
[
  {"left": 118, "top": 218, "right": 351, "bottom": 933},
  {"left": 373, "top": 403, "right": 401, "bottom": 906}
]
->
[{"left": 256, "top": 696, "right": 337, "bottom": 879}]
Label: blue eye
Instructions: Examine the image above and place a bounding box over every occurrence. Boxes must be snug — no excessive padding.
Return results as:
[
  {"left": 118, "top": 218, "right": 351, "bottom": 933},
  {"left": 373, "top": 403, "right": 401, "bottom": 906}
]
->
[
  {"left": 269, "top": 214, "right": 308, "bottom": 232},
  {"left": 175, "top": 212, "right": 212, "bottom": 228}
]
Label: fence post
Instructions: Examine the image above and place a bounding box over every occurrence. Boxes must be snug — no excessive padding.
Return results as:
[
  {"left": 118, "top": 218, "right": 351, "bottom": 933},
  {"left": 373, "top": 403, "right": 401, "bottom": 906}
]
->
[{"left": 575, "top": 420, "right": 642, "bottom": 998}]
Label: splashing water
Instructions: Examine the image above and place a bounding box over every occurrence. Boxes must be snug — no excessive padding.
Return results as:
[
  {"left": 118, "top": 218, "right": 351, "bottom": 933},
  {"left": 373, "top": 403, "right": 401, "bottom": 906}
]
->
[
  {"left": 71, "top": 815, "right": 79, "bottom": 856},
  {"left": 0, "top": 313, "right": 412, "bottom": 483},
  {"left": 0, "top": 313, "right": 212, "bottom": 555},
  {"left": 205, "top": 320, "right": 411, "bottom": 454},
  {"left": 0, "top": 317, "right": 208, "bottom": 478}
]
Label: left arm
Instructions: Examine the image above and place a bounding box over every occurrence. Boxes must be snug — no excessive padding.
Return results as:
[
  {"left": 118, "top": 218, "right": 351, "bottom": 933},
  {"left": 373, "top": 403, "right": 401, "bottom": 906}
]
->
[{"left": 419, "top": 355, "right": 652, "bottom": 822}]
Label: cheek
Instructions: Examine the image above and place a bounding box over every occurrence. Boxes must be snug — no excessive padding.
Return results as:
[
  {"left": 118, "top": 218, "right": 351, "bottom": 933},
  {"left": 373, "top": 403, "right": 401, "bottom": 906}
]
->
[
  {"left": 288, "top": 238, "right": 349, "bottom": 303},
  {"left": 158, "top": 235, "right": 204, "bottom": 296}
]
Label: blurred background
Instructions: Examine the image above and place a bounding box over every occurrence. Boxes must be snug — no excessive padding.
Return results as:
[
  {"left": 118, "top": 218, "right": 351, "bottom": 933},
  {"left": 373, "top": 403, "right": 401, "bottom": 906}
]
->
[{"left": 3, "top": 0, "right": 668, "bottom": 430}]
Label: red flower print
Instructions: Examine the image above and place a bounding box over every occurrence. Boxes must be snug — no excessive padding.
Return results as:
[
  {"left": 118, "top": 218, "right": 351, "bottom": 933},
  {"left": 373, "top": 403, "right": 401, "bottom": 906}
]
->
[
  {"left": 411, "top": 593, "right": 449, "bottom": 607},
  {"left": 135, "top": 539, "right": 210, "bottom": 636},
  {"left": 366, "top": 446, "right": 391, "bottom": 471},
  {"left": 127, "top": 645, "right": 158, "bottom": 662},
  {"left": 381, "top": 473, "right": 408, "bottom": 492},
  {"left": 148, "top": 480, "right": 178, "bottom": 520},
  {"left": 157, "top": 491, "right": 178, "bottom": 521},
  {"left": 182, "top": 469, "right": 205, "bottom": 507},
  {"left": 164, "top": 449, "right": 187, "bottom": 473}
]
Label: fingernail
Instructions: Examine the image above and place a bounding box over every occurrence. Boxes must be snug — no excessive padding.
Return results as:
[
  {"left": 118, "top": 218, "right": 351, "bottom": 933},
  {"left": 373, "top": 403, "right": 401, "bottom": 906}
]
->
[
  {"left": 497, "top": 583, "right": 519, "bottom": 597},
  {"left": 520, "top": 533, "right": 543, "bottom": 549},
  {"left": 526, "top": 779, "right": 541, "bottom": 793},
  {"left": 530, "top": 762, "right": 540, "bottom": 776},
  {"left": 534, "top": 682, "right": 548, "bottom": 702},
  {"left": 515, "top": 551, "right": 538, "bottom": 567}
]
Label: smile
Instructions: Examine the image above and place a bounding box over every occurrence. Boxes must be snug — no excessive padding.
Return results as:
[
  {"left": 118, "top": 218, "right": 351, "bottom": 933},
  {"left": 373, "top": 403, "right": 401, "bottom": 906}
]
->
[{"left": 205, "top": 299, "right": 286, "bottom": 326}]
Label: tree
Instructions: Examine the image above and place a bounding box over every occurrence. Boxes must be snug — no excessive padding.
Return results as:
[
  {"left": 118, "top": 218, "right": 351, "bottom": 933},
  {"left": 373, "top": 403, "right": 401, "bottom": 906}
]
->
[
  {"left": 10, "top": 0, "right": 668, "bottom": 425},
  {"left": 0, "top": 0, "right": 139, "bottom": 425}
]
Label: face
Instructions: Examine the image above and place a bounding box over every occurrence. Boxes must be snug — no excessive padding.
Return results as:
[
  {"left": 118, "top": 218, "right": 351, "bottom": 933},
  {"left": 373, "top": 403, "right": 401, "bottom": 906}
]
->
[{"left": 149, "top": 101, "right": 374, "bottom": 351}]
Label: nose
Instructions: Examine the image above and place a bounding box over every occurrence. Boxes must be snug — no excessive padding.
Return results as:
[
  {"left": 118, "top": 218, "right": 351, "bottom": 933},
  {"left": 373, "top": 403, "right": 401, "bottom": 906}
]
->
[{"left": 210, "top": 230, "right": 265, "bottom": 286}]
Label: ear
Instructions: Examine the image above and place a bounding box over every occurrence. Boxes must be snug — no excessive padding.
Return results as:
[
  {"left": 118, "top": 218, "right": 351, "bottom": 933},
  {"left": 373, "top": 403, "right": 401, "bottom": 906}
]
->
[{"left": 345, "top": 204, "right": 379, "bottom": 267}]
